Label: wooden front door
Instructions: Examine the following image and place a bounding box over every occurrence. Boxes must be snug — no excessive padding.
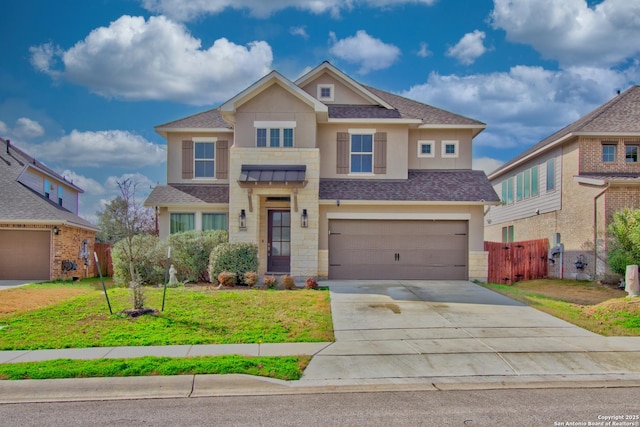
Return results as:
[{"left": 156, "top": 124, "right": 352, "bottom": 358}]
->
[{"left": 268, "top": 210, "right": 291, "bottom": 273}]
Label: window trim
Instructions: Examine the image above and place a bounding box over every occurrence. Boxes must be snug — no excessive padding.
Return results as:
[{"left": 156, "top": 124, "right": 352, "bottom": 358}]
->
[
  {"left": 193, "top": 139, "right": 216, "bottom": 179},
  {"left": 417, "top": 140, "right": 435, "bottom": 158},
  {"left": 625, "top": 144, "right": 638, "bottom": 163},
  {"left": 441, "top": 140, "right": 459, "bottom": 158},
  {"left": 602, "top": 143, "right": 617, "bottom": 163},
  {"left": 254, "top": 121, "right": 296, "bottom": 148},
  {"left": 317, "top": 84, "right": 334, "bottom": 101},
  {"left": 348, "top": 129, "right": 375, "bottom": 174}
]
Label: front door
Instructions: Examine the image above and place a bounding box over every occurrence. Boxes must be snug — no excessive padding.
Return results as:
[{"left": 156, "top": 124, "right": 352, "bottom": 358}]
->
[{"left": 268, "top": 210, "right": 291, "bottom": 273}]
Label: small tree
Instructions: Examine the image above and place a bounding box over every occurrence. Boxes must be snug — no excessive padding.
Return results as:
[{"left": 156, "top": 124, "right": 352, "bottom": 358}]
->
[
  {"left": 96, "top": 194, "right": 155, "bottom": 244},
  {"left": 607, "top": 208, "right": 640, "bottom": 275}
]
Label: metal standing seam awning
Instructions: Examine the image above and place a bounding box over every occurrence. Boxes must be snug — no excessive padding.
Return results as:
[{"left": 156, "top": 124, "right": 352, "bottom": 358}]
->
[
  {"left": 237, "top": 165, "right": 308, "bottom": 212},
  {"left": 238, "top": 165, "right": 307, "bottom": 185}
]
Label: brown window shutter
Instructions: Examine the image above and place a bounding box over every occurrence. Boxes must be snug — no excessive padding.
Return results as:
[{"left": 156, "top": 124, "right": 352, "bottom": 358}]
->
[
  {"left": 216, "top": 140, "right": 228, "bottom": 180},
  {"left": 374, "top": 132, "right": 387, "bottom": 174},
  {"left": 182, "top": 140, "right": 194, "bottom": 179},
  {"left": 336, "top": 132, "right": 349, "bottom": 174}
]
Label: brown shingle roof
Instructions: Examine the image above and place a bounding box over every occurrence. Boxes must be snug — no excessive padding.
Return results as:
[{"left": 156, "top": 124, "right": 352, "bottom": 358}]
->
[
  {"left": 145, "top": 184, "right": 229, "bottom": 206},
  {"left": 491, "top": 85, "right": 640, "bottom": 178},
  {"left": 328, "top": 104, "right": 402, "bottom": 119},
  {"left": 155, "top": 108, "right": 231, "bottom": 130},
  {"left": 320, "top": 170, "right": 500, "bottom": 202}
]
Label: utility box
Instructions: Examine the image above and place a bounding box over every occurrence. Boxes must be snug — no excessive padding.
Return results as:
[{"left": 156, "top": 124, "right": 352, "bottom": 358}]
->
[{"left": 625, "top": 265, "right": 639, "bottom": 297}]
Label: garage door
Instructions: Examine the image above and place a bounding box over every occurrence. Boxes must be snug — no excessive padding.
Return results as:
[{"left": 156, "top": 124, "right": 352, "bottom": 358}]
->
[
  {"left": 329, "top": 220, "right": 468, "bottom": 280},
  {"left": 0, "top": 230, "right": 51, "bottom": 280}
]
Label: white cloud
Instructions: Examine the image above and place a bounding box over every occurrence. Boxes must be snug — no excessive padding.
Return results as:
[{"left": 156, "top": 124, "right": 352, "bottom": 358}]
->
[
  {"left": 491, "top": 0, "right": 640, "bottom": 67},
  {"left": 60, "top": 170, "right": 106, "bottom": 195},
  {"left": 473, "top": 157, "right": 504, "bottom": 175},
  {"left": 14, "top": 118, "right": 45, "bottom": 138},
  {"left": 329, "top": 30, "right": 401, "bottom": 74},
  {"left": 289, "top": 26, "right": 309, "bottom": 39},
  {"left": 30, "top": 15, "right": 273, "bottom": 105},
  {"left": 417, "top": 42, "right": 431, "bottom": 58},
  {"left": 140, "top": 0, "right": 436, "bottom": 21},
  {"left": 402, "top": 64, "right": 637, "bottom": 151},
  {"left": 36, "top": 130, "right": 166, "bottom": 168},
  {"left": 447, "top": 30, "right": 488, "bottom": 65}
]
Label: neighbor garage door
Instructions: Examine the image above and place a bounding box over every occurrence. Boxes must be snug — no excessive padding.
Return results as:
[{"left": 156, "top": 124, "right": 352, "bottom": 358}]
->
[
  {"left": 328, "top": 219, "right": 468, "bottom": 280},
  {"left": 0, "top": 230, "right": 51, "bottom": 280}
]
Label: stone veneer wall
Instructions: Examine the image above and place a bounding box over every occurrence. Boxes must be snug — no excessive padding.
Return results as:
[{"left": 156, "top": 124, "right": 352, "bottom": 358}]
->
[
  {"left": 469, "top": 251, "right": 489, "bottom": 282},
  {"left": 228, "top": 147, "right": 320, "bottom": 278}
]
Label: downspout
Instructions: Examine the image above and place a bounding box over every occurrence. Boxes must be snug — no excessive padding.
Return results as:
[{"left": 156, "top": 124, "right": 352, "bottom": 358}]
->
[{"left": 593, "top": 183, "right": 610, "bottom": 279}]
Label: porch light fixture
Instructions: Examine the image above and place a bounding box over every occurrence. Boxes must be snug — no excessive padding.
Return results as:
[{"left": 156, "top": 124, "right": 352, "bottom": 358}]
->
[
  {"left": 239, "top": 209, "right": 247, "bottom": 231},
  {"left": 53, "top": 226, "right": 59, "bottom": 235},
  {"left": 301, "top": 209, "right": 308, "bottom": 228}
]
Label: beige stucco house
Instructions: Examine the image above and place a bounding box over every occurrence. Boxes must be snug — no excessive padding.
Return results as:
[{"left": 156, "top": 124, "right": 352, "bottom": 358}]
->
[
  {"left": 145, "top": 62, "right": 499, "bottom": 281},
  {"left": 485, "top": 86, "right": 640, "bottom": 279},
  {"left": 0, "top": 138, "right": 99, "bottom": 280}
]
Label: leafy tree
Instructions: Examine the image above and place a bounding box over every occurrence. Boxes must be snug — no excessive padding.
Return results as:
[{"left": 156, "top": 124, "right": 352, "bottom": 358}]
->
[{"left": 607, "top": 208, "right": 640, "bottom": 275}]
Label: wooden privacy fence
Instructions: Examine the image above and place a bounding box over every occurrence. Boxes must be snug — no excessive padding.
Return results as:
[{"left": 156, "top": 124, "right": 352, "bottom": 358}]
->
[
  {"left": 93, "top": 242, "right": 113, "bottom": 277},
  {"left": 484, "top": 238, "right": 548, "bottom": 284}
]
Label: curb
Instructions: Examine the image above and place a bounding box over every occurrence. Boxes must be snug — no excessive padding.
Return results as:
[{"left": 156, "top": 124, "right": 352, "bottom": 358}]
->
[{"left": 2, "top": 374, "right": 640, "bottom": 403}]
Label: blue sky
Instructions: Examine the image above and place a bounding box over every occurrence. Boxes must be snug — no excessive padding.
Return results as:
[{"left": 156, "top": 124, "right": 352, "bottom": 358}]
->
[{"left": 1, "top": 0, "right": 639, "bottom": 222}]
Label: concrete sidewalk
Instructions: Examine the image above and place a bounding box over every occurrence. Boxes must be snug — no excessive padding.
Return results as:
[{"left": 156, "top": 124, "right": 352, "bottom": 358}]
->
[{"left": 2, "top": 280, "right": 640, "bottom": 403}]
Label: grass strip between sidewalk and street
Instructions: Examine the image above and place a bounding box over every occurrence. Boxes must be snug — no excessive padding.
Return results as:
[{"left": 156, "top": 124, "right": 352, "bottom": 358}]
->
[{"left": 0, "top": 355, "right": 311, "bottom": 381}]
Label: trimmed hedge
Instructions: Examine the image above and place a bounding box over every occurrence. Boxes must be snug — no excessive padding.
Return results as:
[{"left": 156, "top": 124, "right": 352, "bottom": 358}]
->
[{"left": 209, "top": 243, "right": 259, "bottom": 285}]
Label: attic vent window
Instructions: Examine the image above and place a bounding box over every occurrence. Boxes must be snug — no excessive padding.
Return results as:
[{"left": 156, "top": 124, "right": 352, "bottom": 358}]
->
[{"left": 318, "top": 84, "right": 334, "bottom": 101}]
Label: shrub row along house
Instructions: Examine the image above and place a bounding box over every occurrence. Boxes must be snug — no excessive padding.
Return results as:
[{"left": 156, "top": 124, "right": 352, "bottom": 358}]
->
[
  {"left": 0, "top": 137, "right": 98, "bottom": 280},
  {"left": 145, "top": 62, "right": 500, "bottom": 281},
  {"left": 485, "top": 86, "right": 640, "bottom": 279}
]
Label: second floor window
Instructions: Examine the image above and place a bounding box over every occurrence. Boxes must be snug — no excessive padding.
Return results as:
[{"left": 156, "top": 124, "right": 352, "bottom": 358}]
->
[
  {"left": 350, "top": 133, "right": 373, "bottom": 173},
  {"left": 44, "top": 180, "right": 50, "bottom": 199},
  {"left": 546, "top": 158, "right": 556, "bottom": 192},
  {"left": 602, "top": 144, "right": 616, "bottom": 162},
  {"left": 256, "top": 127, "right": 295, "bottom": 147},
  {"left": 58, "top": 186, "right": 63, "bottom": 206},
  {"left": 626, "top": 144, "right": 638, "bottom": 163},
  {"left": 195, "top": 142, "right": 215, "bottom": 178}
]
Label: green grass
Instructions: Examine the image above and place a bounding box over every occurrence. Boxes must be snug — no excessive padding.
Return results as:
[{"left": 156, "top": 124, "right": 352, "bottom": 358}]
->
[
  {"left": 0, "top": 355, "right": 310, "bottom": 381},
  {"left": 482, "top": 280, "right": 640, "bottom": 336},
  {"left": 0, "top": 283, "right": 334, "bottom": 350}
]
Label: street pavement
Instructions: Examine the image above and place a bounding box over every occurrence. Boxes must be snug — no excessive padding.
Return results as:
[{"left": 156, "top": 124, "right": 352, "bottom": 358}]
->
[{"left": 2, "top": 280, "right": 640, "bottom": 402}]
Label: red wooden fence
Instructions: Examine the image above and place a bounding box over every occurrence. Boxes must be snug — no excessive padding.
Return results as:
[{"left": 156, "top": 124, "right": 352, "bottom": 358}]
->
[
  {"left": 484, "top": 238, "right": 548, "bottom": 284},
  {"left": 93, "top": 242, "right": 113, "bottom": 277}
]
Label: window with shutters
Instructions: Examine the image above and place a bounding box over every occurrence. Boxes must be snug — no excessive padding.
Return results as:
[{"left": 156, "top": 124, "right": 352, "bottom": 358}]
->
[
  {"left": 194, "top": 141, "right": 215, "bottom": 178},
  {"left": 350, "top": 133, "right": 373, "bottom": 173}
]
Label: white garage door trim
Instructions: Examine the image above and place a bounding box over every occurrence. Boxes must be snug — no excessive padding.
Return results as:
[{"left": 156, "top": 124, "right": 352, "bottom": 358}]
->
[{"left": 327, "top": 212, "right": 471, "bottom": 220}]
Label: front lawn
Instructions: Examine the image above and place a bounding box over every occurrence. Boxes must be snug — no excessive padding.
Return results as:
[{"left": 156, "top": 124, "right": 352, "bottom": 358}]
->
[
  {"left": 0, "top": 280, "right": 334, "bottom": 350},
  {"left": 482, "top": 279, "right": 640, "bottom": 336}
]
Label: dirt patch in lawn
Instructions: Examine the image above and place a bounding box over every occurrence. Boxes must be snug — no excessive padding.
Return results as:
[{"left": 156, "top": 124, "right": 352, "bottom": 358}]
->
[
  {"left": 510, "top": 279, "right": 627, "bottom": 305},
  {"left": 0, "top": 287, "right": 91, "bottom": 315}
]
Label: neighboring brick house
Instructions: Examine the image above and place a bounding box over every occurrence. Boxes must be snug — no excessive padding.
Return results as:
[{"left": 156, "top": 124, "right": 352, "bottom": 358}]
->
[
  {"left": 145, "top": 62, "right": 500, "bottom": 281},
  {"left": 485, "top": 86, "right": 640, "bottom": 279},
  {"left": 0, "top": 138, "right": 99, "bottom": 280}
]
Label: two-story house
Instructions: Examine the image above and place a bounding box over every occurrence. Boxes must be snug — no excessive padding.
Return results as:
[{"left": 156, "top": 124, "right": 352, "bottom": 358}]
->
[
  {"left": 0, "top": 138, "right": 99, "bottom": 280},
  {"left": 485, "top": 86, "right": 640, "bottom": 279},
  {"left": 145, "top": 62, "right": 500, "bottom": 281}
]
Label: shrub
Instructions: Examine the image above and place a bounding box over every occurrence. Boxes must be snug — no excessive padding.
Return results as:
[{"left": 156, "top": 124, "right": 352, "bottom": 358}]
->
[
  {"left": 112, "top": 234, "right": 166, "bottom": 286},
  {"left": 243, "top": 271, "right": 258, "bottom": 287},
  {"left": 281, "top": 274, "right": 296, "bottom": 290},
  {"left": 209, "top": 242, "right": 259, "bottom": 285},
  {"left": 217, "top": 271, "right": 237, "bottom": 287},
  {"left": 263, "top": 275, "right": 278, "bottom": 289},
  {"left": 169, "top": 230, "right": 228, "bottom": 283},
  {"left": 607, "top": 208, "right": 640, "bottom": 275},
  {"left": 305, "top": 277, "right": 319, "bottom": 290}
]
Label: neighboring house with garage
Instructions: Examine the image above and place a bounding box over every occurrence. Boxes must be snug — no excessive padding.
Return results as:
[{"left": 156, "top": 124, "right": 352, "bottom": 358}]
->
[
  {"left": 145, "top": 61, "right": 500, "bottom": 281},
  {"left": 0, "top": 138, "right": 99, "bottom": 281},
  {"left": 485, "top": 85, "right": 640, "bottom": 279}
]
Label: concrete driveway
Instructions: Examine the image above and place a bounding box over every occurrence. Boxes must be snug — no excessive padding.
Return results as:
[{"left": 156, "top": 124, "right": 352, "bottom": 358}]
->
[
  {"left": 0, "top": 280, "right": 40, "bottom": 291},
  {"left": 301, "top": 280, "right": 640, "bottom": 384}
]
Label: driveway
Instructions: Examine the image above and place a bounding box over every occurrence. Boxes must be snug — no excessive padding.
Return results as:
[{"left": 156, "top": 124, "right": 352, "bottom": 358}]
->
[
  {"left": 0, "top": 280, "right": 40, "bottom": 291},
  {"left": 301, "top": 280, "right": 640, "bottom": 384}
]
